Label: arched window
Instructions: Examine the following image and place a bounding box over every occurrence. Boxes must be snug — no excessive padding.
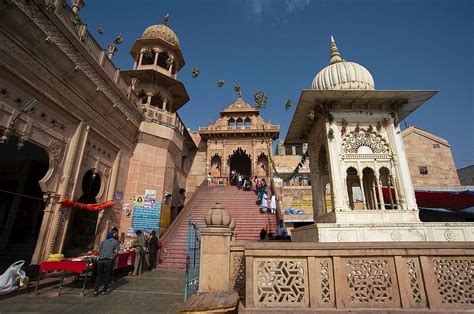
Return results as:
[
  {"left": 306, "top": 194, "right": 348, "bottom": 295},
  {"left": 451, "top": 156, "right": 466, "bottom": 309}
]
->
[
  {"left": 236, "top": 118, "right": 243, "bottom": 127},
  {"left": 150, "top": 93, "right": 165, "bottom": 109},
  {"left": 244, "top": 117, "right": 251, "bottom": 127},
  {"left": 380, "top": 167, "right": 397, "bottom": 209},
  {"left": 346, "top": 167, "right": 362, "bottom": 210},
  {"left": 362, "top": 167, "right": 378, "bottom": 210},
  {"left": 141, "top": 50, "right": 155, "bottom": 65},
  {"left": 157, "top": 51, "right": 170, "bottom": 69},
  {"left": 228, "top": 118, "right": 235, "bottom": 127}
]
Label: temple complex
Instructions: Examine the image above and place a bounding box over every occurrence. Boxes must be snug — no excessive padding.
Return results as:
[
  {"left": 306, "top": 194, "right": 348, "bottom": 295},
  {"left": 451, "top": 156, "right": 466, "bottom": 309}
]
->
[{"left": 0, "top": 1, "right": 473, "bottom": 312}]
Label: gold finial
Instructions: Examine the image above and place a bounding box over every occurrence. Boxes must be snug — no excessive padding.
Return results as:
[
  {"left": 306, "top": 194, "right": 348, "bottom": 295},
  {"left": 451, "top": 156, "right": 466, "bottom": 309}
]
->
[
  {"left": 162, "top": 13, "right": 169, "bottom": 25},
  {"left": 329, "top": 35, "right": 343, "bottom": 64},
  {"left": 234, "top": 82, "right": 241, "bottom": 98}
]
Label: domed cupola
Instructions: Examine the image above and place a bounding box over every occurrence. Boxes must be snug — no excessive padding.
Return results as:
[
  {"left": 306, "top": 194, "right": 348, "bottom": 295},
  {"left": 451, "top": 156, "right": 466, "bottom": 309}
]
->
[
  {"left": 142, "top": 23, "right": 180, "bottom": 47},
  {"left": 312, "top": 36, "right": 375, "bottom": 90}
]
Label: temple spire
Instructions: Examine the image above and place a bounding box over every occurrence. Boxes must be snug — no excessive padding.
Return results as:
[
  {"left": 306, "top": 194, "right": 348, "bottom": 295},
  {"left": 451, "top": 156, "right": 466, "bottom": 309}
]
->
[{"left": 329, "top": 35, "right": 343, "bottom": 64}]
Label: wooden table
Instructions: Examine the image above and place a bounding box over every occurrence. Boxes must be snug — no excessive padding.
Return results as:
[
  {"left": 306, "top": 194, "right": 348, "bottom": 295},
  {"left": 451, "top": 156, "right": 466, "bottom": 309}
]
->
[{"left": 34, "top": 260, "right": 93, "bottom": 297}]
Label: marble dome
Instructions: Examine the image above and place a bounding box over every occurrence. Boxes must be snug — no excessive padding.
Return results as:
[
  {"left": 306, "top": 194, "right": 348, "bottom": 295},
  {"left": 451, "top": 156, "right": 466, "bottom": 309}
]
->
[
  {"left": 312, "top": 36, "right": 374, "bottom": 90},
  {"left": 142, "top": 24, "right": 180, "bottom": 47}
]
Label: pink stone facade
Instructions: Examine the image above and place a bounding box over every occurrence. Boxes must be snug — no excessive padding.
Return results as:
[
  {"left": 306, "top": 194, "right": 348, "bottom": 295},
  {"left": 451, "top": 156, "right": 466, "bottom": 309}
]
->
[{"left": 402, "top": 126, "right": 460, "bottom": 187}]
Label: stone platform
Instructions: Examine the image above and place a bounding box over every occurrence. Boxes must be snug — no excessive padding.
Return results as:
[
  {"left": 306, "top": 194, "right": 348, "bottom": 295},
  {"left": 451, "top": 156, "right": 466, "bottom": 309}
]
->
[{"left": 292, "top": 221, "right": 474, "bottom": 242}]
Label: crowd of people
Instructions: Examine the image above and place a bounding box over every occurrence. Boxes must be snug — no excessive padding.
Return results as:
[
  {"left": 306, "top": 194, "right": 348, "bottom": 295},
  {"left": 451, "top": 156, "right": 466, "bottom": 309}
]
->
[
  {"left": 254, "top": 176, "right": 277, "bottom": 214},
  {"left": 94, "top": 228, "right": 162, "bottom": 296},
  {"left": 229, "top": 170, "right": 252, "bottom": 190}
]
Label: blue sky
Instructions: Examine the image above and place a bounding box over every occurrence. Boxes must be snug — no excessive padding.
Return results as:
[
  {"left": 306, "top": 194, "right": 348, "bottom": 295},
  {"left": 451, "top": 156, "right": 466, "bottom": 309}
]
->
[{"left": 81, "top": 0, "right": 473, "bottom": 168}]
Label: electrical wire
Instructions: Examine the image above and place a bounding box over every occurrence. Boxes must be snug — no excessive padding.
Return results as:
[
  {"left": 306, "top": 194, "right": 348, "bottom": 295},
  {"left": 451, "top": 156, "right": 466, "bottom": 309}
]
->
[{"left": 0, "top": 189, "right": 45, "bottom": 201}]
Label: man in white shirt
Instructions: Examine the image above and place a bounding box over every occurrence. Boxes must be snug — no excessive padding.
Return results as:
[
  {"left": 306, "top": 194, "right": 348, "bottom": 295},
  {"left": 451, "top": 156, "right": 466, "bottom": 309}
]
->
[{"left": 270, "top": 193, "right": 277, "bottom": 214}]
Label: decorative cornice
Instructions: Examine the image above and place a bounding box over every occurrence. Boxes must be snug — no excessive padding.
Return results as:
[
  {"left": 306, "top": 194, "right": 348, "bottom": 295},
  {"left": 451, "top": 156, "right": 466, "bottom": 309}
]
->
[{"left": 14, "top": 1, "right": 142, "bottom": 127}]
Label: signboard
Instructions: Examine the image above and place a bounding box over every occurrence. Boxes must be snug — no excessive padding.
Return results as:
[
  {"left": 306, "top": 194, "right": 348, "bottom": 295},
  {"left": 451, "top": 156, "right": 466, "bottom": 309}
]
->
[{"left": 131, "top": 203, "right": 161, "bottom": 232}]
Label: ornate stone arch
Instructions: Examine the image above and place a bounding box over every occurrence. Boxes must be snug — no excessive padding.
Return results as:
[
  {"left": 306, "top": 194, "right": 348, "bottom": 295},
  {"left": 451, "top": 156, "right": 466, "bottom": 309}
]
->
[{"left": 342, "top": 129, "right": 390, "bottom": 154}]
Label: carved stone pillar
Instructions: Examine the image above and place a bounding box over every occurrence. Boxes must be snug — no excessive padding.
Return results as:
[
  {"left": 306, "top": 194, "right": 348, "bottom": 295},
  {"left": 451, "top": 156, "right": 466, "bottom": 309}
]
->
[
  {"left": 95, "top": 150, "right": 122, "bottom": 248},
  {"left": 57, "top": 124, "right": 90, "bottom": 253},
  {"left": 31, "top": 192, "right": 57, "bottom": 264},
  {"left": 199, "top": 202, "right": 234, "bottom": 292},
  {"left": 376, "top": 174, "right": 385, "bottom": 210},
  {"left": 43, "top": 122, "right": 86, "bottom": 257}
]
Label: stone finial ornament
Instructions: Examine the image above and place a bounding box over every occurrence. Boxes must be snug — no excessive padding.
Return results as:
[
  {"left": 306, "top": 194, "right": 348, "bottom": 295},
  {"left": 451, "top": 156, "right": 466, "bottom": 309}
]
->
[
  {"left": 162, "top": 13, "right": 170, "bottom": 26},
  {"left": 329, "top": 35, "right": 343, "bottom": 64},
  {"left": 204, "top": 202, "right": 232, "bottom": 227}
]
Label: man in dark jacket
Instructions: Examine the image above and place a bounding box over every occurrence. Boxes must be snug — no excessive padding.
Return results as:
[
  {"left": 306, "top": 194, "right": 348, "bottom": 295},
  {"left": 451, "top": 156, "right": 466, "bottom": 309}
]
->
[{"left": 148, "top": 230, "right": 158, "bottom": 270}]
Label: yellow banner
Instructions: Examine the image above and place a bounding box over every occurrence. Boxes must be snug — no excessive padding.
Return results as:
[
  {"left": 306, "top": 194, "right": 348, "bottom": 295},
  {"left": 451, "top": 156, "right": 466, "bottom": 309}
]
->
[{"left": 160, "top": 203, "right": 171, "bottom": 229}]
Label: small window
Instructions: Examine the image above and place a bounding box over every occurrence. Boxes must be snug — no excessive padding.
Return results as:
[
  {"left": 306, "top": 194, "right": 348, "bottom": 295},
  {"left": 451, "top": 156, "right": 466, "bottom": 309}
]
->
[
  {"left": 236, "top": 118, "right": 243, "bottom": 127},
  {"left": 433, "top": 143, "right": 440, "bottom": 149},
  {"left": 228, "top": 119, "right": 235, "bottom": 127},
  {"left": 419, "top": 166, "right": 428, "bottom": 175}
]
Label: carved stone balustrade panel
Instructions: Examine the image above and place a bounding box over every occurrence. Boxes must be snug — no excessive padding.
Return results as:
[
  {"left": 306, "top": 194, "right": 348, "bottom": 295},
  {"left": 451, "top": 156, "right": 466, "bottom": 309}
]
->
[{"left": 254, "top": 258, "right": 309, "bottom": 308}]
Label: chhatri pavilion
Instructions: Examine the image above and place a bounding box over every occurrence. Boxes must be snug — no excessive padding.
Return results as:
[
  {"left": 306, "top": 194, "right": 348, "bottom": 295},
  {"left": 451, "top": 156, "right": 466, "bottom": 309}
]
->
[{"left": 286, "top": 36, "right": 473, "bottom": 242}]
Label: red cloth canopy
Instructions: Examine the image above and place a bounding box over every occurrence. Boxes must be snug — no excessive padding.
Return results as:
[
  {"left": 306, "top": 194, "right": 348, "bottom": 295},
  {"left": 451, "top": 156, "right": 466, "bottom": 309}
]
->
[
  {"left": 382, "top": 187, "right": 474, "bottom": 211},
  {"left": 58, "top": 199, "right": 115, "bottom": 212}
]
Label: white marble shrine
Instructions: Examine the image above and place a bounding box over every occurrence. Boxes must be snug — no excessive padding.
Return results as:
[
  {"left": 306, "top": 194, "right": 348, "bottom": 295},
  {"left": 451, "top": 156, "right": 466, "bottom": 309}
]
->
[{"left": 287, "top": 36, "right": 474, "bottom": 242}]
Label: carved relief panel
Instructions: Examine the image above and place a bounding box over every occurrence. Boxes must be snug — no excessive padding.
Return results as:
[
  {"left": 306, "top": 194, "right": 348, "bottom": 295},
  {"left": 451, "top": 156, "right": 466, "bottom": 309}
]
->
[{"left": 254, "top": 258, "right": 309, "bottom": 308}]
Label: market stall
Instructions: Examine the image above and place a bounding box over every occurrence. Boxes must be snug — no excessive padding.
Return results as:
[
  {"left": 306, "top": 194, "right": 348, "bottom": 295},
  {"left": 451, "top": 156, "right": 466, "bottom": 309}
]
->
[{"left": 34, "top": 249, "right": 136, "bottom": 297}]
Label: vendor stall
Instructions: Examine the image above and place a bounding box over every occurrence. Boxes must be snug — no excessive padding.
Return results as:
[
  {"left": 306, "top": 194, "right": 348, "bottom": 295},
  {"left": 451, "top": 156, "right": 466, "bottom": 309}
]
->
[{"left": 34, "top": 250, "right": 135, "bottom": 297}]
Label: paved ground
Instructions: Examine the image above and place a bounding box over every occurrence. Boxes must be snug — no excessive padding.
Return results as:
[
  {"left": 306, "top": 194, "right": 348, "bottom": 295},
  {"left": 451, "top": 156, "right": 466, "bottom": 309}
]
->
[{"left": 0, "top": 268, "right": 185, "bottom": 313}]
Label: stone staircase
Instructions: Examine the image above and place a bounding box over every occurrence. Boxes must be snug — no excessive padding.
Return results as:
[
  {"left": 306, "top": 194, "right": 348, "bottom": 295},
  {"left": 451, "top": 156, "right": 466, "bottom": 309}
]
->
[{"left": 159, "top": 186, "right": 277, "bottom": 269}]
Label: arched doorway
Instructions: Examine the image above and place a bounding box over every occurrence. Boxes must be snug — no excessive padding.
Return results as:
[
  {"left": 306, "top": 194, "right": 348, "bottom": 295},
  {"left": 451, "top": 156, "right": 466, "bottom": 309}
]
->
[
  {"left": 229, "top": 148, "right": 251, "bottom": 178},
  {"left": 256, "top": 153, "right": 269, "bottom": 177},
  {"left": 210, "top": 154, "right": 222, "bottom": 177},
  {"left": 0, "top": 137, "right": 49, "bottom": 270},
  {"left": 64, "top": 170, "right": 101, "bottom": 256}
]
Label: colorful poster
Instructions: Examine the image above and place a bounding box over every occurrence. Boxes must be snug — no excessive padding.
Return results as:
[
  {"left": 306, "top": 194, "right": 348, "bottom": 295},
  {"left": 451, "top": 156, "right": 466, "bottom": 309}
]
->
[
  {"left": 131, "top": 202, "right": 161, "bottom": 232},
  {"left": 134, "top": 194, "right": 145, "bottom": 207},
  {"left": 144, "top": 189, "right": 157, "bottom": 209}
]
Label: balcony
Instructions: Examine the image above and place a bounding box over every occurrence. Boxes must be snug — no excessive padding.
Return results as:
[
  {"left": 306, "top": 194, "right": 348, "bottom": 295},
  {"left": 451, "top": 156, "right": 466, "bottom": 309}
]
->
[{"left": 144, "top": 106, "right": 184, "bottom": 136}]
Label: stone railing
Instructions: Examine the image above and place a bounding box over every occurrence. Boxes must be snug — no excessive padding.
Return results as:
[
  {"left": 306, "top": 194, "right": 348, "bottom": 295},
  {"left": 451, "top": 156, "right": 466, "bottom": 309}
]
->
[
  {"left": 240, "top": 241, "right": 474, "bottom": 312},
  {"left": 145, "top": 107, "right": 185, "bottom": 136},
  {"left": 52, "top": 1, "right": 142, "bottom": 111},
  {"left": 229, "top": 241, "right": 245, "bottom": 296}
]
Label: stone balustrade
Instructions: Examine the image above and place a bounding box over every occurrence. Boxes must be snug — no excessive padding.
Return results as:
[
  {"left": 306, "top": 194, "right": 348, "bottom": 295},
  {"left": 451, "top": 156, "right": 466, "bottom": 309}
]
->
[
  {"left": 145, "top": 106, "right": 185, "bottom": 135},
  {"left": 53, "top": 1, "right": 141, "bottom": 110},
  {"left": 238, "top": 241, "right": 474, "bottom": 312}
]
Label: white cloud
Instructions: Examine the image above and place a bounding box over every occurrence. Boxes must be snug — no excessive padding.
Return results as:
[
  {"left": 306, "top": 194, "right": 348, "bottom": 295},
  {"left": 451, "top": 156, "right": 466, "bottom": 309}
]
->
[
  {"left": 286, "top": 0, "right": 310, "bottom": 12},
  {"left": 249, "top": 0, "right": 310, "bottom": 17}
]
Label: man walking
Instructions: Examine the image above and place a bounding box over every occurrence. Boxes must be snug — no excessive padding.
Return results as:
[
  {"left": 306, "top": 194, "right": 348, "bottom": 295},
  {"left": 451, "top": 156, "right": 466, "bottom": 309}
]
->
[{"left": 94, "top": 231, "right": 120, "bottom": 296}]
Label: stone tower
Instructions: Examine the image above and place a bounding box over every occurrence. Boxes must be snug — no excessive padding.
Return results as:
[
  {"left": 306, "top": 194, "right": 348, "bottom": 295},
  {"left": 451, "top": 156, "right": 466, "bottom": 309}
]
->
[{"left": 121, "top": 16, "right": 194, "bottom": 229}]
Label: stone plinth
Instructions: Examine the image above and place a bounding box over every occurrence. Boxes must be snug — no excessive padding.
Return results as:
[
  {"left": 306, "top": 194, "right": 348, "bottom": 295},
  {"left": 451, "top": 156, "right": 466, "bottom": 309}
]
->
[
  {"left": 291, "top": 222, "right": 474, "bottom": 242},
  {"left": 199, "top": 227, "right": 233, "bottom": 292}
]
